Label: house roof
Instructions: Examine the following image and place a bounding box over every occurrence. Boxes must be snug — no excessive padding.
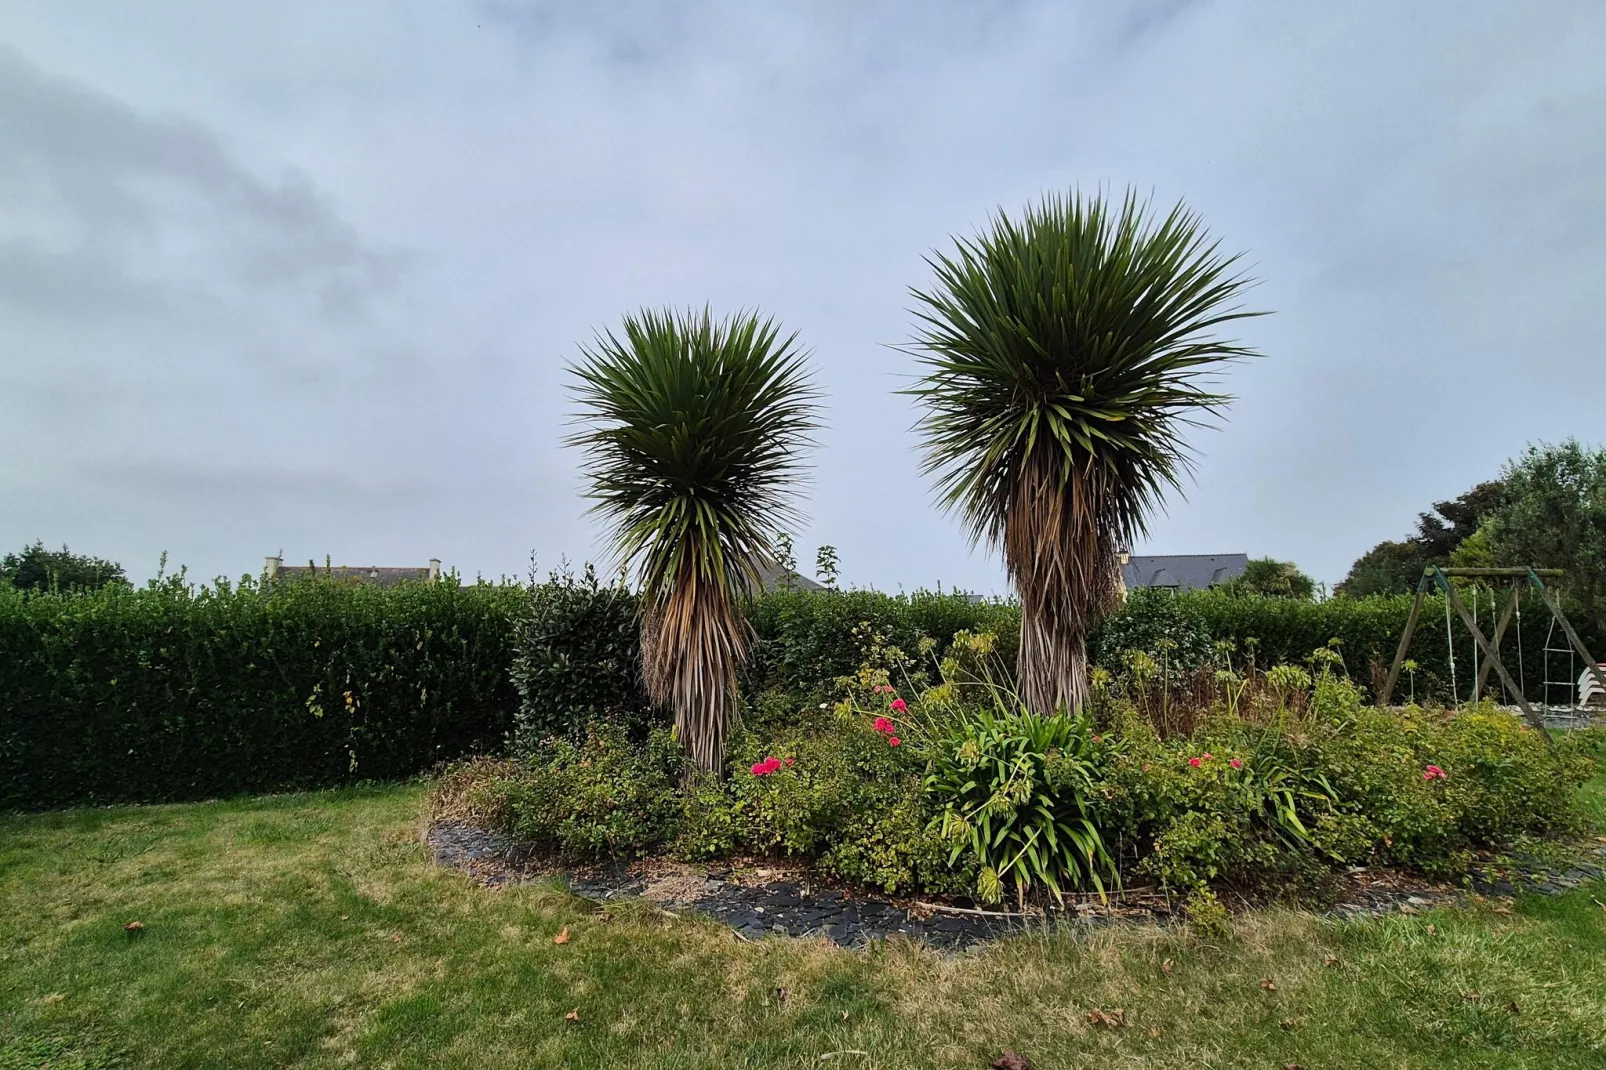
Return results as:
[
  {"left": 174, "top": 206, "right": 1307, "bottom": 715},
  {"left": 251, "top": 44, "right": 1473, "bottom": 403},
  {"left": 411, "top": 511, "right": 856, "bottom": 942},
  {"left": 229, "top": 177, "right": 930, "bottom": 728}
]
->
[
  {"left": 1121, "top": 553, "right": 1247, "bottom": 592},
  {"left": 754, "top": 560, "right": 826, "bottom": 592},
  {"left": 271, "top": 564, "right": 436, "bottom": 588}
]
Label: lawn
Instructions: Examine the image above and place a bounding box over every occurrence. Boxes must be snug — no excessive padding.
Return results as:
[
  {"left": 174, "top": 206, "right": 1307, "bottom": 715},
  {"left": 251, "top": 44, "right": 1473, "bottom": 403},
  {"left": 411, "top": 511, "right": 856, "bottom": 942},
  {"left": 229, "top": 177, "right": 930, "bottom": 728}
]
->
[{"left": 3, "top": 780, "right": 1605, "bottom": 1070}]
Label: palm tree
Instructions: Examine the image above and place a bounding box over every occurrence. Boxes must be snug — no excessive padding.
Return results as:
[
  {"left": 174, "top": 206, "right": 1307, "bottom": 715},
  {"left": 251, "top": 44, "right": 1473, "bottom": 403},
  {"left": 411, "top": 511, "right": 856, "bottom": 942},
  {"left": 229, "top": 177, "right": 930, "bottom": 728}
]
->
[
  {"left": 569, "top": 307, "right": 819, "bottom": 773},
  {"left": 907, "top": 190, "right": 1262, "bottom": 715}
]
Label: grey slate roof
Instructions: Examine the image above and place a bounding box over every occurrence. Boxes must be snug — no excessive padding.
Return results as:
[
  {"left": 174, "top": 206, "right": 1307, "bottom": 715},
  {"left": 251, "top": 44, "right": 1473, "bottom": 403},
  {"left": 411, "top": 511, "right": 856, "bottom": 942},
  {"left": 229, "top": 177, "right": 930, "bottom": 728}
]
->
[
  {"left": 754, "top": 561, "right": 826, "bottom": 592},
  {"left": 1121, "top": 553, "right": 1247, "bottom": 592}
]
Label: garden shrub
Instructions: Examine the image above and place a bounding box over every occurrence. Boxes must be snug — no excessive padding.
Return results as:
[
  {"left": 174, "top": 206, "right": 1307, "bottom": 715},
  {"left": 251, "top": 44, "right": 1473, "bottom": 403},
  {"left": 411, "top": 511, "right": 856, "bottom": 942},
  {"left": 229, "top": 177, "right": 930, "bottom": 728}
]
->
[
  {"left": 509, "top": 565, "right": 653, "bottom": 753},
  {"left": 1094, "top": 587, "right": 1215, "bottom": 675},
  {"left": 718, "top": 705, "right": 967, "bottom": 895},
  {"left": 501, "top": 725, "right": 687, "bottom": 859}
]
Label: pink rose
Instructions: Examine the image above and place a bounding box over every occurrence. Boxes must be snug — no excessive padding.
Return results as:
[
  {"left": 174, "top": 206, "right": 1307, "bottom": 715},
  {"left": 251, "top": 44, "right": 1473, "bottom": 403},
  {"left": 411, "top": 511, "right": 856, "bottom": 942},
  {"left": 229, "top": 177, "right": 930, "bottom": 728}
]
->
[
  {"left": 1188, "top": 757, "right": 1202, "bottom": 768},
  {"left": 890, "top": 698, "right": 907, "bottom": 713},
  {"left": 873, "top": 716, "right": 894, "bottom": 734},
  {"left": 1202, "top": 752, "right": 1213, "bottom": 761},
  {"left": 1229, "top": 758, "right": 1243, "bottom": 770},
  {"left": 888, "top": 736, "right": 901, "bottom": 747}
]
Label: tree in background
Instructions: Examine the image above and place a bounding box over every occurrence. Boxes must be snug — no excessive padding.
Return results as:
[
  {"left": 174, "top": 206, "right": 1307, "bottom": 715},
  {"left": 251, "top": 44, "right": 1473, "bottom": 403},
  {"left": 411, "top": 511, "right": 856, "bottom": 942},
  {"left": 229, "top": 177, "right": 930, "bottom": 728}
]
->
[
  {"left": 1336, "top": 540, "right": 1424, "bottom": 599},
  {"left": 1485, "top": 439, "right": 1606, "bottom": 635},
  {"left": 1336, "top": 480, "right": 1507, "bottom": 597},
  {"left": 0, "top": 541, "right": 129, "bottom": 593},
  {"left": 569, "top": 308, "right": 819, "bottom": 774},
  {"left": 1217, "top": 557, "right": 1317, "bottom": 600},
  {"left": 908, "top": 190, "right": 1261, "bottom": 714}
]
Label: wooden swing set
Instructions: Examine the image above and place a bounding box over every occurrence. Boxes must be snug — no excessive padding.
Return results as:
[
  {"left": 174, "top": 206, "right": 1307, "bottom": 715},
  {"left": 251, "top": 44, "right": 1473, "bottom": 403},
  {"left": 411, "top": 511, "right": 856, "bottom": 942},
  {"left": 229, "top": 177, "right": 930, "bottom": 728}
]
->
[{"left": 1379, "top": 566, "right": 1606, "bottom": 735}]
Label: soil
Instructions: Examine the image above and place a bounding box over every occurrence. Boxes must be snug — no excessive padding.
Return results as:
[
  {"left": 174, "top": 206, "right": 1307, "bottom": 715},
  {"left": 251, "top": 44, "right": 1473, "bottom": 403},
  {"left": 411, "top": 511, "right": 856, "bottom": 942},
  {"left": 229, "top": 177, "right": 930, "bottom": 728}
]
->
[{"left": 423, "top": 821, "right": 1606, "bottom": 950}]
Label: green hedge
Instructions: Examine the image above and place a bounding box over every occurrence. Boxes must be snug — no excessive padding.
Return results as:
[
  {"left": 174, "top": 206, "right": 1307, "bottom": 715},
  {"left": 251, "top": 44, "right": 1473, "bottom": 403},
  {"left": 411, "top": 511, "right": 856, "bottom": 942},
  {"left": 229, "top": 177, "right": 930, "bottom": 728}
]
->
[
  {"left": 1105, "top": 588, "right": 1605, "bottom": 705},
  {"left": 8, "top": 570, "right": 1597, "bottom": 810},
  {"left": 745, "top": 587, "right": 1020, "bottom": 697},
  {"left": 0, "top": 578, "right": 524, "bottom": 809}
]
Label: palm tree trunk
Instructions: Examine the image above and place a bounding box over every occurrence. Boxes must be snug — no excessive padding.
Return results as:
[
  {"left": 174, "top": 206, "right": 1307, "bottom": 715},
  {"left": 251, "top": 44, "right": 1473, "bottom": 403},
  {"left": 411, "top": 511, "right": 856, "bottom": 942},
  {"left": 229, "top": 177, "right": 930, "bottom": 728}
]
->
[
  {"left": 1005, "top": 452, "right": 1117, "bottom": 714},
  {"left": 641, "top": 564, "right": 747, "bottom": 775},
  {"left": 1018, "top": 591, "right": 1091, "bottom": 714}
]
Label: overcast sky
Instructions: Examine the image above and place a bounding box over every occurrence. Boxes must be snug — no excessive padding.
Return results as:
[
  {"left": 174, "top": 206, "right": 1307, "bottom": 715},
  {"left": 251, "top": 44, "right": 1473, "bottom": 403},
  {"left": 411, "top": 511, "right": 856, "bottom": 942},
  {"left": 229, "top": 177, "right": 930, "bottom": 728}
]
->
[{"left": 2, "top": 1, "right": 1603, "bottom": 593}]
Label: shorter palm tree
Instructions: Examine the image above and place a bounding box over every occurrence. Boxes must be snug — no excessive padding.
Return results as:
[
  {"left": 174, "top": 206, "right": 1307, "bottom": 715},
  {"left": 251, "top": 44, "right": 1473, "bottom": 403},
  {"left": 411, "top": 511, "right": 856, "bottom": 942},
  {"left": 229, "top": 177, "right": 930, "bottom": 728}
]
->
[{"left": 569, "top": 308, "right": 819, "bottom": 773}]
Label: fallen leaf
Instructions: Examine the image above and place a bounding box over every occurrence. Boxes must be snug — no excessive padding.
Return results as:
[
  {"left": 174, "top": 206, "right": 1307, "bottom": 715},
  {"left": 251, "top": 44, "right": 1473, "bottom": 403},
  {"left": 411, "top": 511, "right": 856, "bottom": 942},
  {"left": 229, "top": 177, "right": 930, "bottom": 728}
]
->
[
  {"left": 392, "top": 934, "right": 402, "bottom": 943},
  {"left": 553, "top": 928, "right": 570, "bottom": 946},
  {"left": 775, "top": 987, "right": 789, "bottom": 1005},
  {"left": 1426, "top": 924, "right": 1438, "bottom": 936},
  {"left": 1507, "top": 1001, "right": 1521, "bottom": 1015},
  {"left": 1462, "top": 991, "right": 1482, "bottom": 1003},
  {"left": 124, "top": 921, "right": 144, "bottom": 933},
  {"left": 1086, "top": 1008, "right": 1125, "bottom": 1028},
  {"left": 1161, "top": 958, "right": 1174, "bottom": 975},
  {"left": 1493, "top": 906, "right": 1511, "bottom": 915},
  {"left": 1284, "top": 1064, "right": 1306, "bottom": 1070},
  {"left": 1322, "top": 954, "right": 1339, "bottom": 968},
  {"left": 1279, "top": 1018, "right": 1297, "bottom": 1031},
  {"left": 1260, "top": 978, "right": 1279, "bottom": 992},
  {"left": 990, "top": 1051, "right": 1031, "bottom": 1070},
  {"left": 564, "top": 1008, "right": 580, "bottom": 1023},
  {"left": 40, "top": 993, "right": 66, "bottom": 1005}
]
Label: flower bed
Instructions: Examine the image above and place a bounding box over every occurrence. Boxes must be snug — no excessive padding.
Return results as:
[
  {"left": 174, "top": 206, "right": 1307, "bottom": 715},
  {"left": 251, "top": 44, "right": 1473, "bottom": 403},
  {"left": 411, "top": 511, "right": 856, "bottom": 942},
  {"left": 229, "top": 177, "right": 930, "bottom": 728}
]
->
[{"left": 436, "top": 638, "right": 1602, "bottom": 920}]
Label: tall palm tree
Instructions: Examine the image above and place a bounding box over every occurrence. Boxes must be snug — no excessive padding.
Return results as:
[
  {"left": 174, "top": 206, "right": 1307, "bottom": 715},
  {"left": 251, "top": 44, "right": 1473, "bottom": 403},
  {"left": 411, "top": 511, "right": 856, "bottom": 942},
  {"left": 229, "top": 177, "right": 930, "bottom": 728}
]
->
[
  {"left": 907, "top": 191, "right": 1263, "bottom": 715},
  {"left": 569, "top": 307, "right": 819, "bottom": 773}
]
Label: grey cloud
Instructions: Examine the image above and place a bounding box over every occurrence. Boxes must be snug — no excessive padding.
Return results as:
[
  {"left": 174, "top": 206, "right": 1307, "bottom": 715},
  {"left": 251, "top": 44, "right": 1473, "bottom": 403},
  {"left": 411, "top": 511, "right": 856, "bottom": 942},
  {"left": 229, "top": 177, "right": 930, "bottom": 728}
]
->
[
  {"left": 1, "top": 1, "right": 1604, "bottom": 592},
  {"left": 0, "top": 49, "right": 401, "bottom": 325}
]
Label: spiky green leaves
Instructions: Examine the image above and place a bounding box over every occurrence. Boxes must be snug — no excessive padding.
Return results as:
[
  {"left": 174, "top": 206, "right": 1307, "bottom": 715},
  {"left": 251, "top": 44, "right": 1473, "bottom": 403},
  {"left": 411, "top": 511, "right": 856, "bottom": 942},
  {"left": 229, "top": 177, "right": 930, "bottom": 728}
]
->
[
  {"left": 569, "top": 307, "right": 820, "bottom": 604},
  {"left": 907, "top": 190, "right": 1264, "bottom": 714},
  {"left": 906, "top": 190, "right": 1262, "bottom": 553},
  {"left": 568, "top": 307, "right": 819, "bottom": 772}
]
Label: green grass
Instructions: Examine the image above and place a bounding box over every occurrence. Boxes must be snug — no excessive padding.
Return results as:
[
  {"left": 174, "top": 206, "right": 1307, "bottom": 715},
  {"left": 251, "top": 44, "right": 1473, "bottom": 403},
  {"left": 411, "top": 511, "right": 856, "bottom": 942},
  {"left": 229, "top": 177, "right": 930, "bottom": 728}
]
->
[
  {"left": 1574, "top": 732, "right": 1606, "bottom": 830},
  {"left": 3, "top": 785, "right": 1605, "bottom": 1069}
]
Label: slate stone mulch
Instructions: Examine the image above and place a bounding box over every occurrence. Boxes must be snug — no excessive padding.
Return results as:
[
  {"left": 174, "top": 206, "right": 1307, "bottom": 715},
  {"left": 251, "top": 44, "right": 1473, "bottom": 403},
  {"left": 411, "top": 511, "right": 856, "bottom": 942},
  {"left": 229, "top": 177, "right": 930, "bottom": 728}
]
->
[
  {"left": 425, "top": 821, "right": 1174, "bottom": 948},
  {"left": 424, "top": 821, "right": 1606, "bottom": 949}
]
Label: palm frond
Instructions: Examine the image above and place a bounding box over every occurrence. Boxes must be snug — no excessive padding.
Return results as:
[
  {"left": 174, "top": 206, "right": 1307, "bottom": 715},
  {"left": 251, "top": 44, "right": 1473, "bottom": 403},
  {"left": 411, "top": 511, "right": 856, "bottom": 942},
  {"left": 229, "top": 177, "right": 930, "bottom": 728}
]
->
[
  {"left": 568, "top": 307, "right": 819, "bottom": 772},
  {"left": 906, "top": 190, "right": 1264, "bottom": 713}
]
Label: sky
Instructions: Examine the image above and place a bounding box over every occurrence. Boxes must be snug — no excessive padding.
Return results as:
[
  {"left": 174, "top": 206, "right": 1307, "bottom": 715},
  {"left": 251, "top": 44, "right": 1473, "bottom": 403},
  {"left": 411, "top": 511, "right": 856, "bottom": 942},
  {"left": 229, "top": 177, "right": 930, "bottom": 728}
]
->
[{"left": 2, "top": 1, "right": 1603, "bottom": 593}]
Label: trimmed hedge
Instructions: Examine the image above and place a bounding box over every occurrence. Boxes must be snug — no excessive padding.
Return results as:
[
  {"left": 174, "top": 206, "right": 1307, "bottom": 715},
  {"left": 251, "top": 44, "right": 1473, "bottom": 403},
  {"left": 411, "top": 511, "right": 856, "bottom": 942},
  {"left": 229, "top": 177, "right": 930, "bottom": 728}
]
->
[
  {"left": 1119, "top": 589, "right": 1605, "bottom": 704},
  {"left": 8, "top": 570, "right": 1598, "bottom": 810},
  {"left": 745, "top": 587, "right": 1020, "bottom": 698},
  {"left": 0, "top": 578, "right": 523, "bottom": 809}
]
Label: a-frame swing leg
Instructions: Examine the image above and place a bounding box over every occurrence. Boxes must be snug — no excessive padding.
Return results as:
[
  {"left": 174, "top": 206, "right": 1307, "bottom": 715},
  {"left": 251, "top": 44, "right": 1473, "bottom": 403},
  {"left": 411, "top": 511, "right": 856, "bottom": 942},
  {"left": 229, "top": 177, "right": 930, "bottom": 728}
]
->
[
  {"left": 1534, "top": 585, "right": 1606, "bottom": 704},
  {"left": 1441, "top": 581, "right": 1551, "bottom": 740},
  {"left": 1472, "top": 581, "right": 1521, "bottom": 702},
  {"left": 1380, "top": 580, "right": 1430, "bottom": 707}
]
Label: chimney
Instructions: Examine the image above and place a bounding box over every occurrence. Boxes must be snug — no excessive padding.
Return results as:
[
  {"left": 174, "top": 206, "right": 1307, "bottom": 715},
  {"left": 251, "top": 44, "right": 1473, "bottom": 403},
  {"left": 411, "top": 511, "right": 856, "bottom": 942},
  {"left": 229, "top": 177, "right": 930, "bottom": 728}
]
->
[
  {"left": 428, "top": 558, "right": 441, "bottom": 582},
  {"left": 265, "top": 554, "right": 281, "bottom": 580}
]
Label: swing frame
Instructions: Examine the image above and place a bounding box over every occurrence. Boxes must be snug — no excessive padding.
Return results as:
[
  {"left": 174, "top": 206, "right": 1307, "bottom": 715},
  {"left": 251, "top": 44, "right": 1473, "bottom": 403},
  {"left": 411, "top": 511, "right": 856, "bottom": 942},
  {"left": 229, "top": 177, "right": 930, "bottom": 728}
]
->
[{"left": 1378, "top": 566, "right": 1606, "bottom": 736}]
